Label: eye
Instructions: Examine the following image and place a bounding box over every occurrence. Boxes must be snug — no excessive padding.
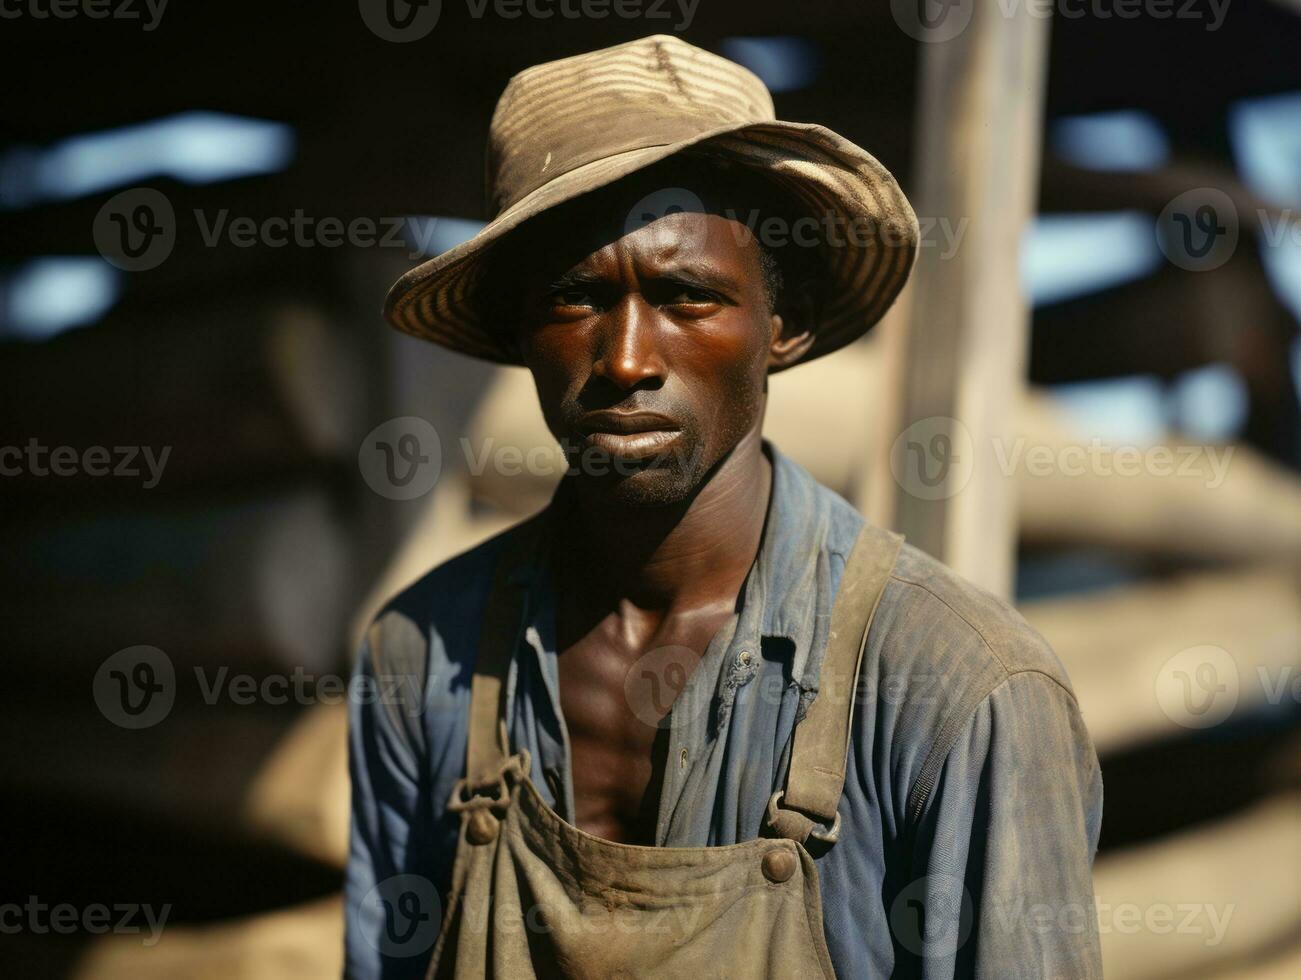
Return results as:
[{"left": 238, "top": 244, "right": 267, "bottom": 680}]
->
[
  {"left": 668, "top": 286, "right": 718, "bottom": 305},
  {"left": 551, "top": 287, "right": 596, "bottom": 308}
]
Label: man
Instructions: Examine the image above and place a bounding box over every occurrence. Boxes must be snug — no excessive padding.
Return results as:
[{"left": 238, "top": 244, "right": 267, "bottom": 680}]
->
[{"left": 346, "top": 35, "right": 1103, "bottom": 979}]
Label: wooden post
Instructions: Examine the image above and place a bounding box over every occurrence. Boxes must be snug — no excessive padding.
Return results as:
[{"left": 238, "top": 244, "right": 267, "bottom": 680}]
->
[{"left": 870, "top": 5, "right": 1052, "bottom": 598}]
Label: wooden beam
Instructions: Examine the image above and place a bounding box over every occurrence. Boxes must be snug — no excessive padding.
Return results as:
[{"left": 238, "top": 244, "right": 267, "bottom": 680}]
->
[
  {"left": 1094, "top": 794, "right": 1301, "bottom": 979},
  {"left": 874, "top": 6, "right": 1051, "bottom": 597},
  {"left": 1023, "top": 566, "right": 1301, "bottom": 755}
]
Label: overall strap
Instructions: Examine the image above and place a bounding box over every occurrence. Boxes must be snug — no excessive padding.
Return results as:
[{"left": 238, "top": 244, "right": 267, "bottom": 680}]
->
[
  {"left": 464, "top": 516, "right": 547, "bottom": 790},
  {"left": 768, "top": 522, "right": 903, "bottom": 845}
]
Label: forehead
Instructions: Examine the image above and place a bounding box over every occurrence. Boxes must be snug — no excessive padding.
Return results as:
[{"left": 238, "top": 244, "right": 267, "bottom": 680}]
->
[
  {"left": 582, "top": 211, "right": 759, "bottom": 274},
  {"left": 506, "top": 164, "right": 778, "bottom": 280}
]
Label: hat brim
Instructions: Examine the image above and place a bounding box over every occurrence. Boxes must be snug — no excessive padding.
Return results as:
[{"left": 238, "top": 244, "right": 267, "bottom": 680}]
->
[{"left": 383, "top": 120, "right": 918, "bottom": 372}]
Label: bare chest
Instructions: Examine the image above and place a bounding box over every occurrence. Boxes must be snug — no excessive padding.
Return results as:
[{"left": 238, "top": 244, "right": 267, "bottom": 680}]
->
[{"left": 555, "top": 609, "right": 733, "bottom": 844}]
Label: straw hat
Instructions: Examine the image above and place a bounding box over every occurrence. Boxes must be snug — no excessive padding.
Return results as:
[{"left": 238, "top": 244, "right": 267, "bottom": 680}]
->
[{"left": 383, "top": 34, "right": 918, "bottom": 371}]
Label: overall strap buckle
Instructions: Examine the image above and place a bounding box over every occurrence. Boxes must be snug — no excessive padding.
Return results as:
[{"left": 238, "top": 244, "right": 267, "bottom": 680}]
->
[
  {"left": 448, "top": 748, "right": 532, "bottom": 814},
  {"left": 765, "top": 790, "right": 841, "bottom": 846}
]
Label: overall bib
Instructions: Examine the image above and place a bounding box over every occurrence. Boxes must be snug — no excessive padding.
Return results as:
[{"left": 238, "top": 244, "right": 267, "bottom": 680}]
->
[{"left": 428, "top": 523, "right": 903, "bottom": 980}]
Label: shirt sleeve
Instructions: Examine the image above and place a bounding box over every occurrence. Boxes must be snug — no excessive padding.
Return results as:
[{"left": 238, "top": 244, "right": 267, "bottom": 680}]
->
[
  {"left": 343, "top": 630, "right": 442, "bottom": 980},
  {"left": 897, "top": 669, "right": 1104, "bottom": 979}
]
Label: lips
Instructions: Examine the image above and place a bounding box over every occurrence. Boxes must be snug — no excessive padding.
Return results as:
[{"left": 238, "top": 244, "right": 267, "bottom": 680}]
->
[
  {"left": 577, "top": 410, "right": 682, "bottom": 461},
  {"left": 579, "top": 410, "right": 679, "bottom": 435}
]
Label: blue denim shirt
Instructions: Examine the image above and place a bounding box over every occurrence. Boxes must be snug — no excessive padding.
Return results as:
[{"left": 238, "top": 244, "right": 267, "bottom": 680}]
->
[{"left": 345, "top": 443, "right": 1104, "bottom": 978}]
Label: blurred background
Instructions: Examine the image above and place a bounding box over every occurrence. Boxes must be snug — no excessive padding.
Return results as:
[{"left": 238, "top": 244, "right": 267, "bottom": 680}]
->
[{"left": 2, "top": 0, "right": 1299, "bottom": 976}]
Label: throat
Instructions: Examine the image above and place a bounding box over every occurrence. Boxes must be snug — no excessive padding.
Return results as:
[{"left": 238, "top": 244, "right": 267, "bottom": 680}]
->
[{"left": 558, "top": 436, "right": 773, "bottom": 613}]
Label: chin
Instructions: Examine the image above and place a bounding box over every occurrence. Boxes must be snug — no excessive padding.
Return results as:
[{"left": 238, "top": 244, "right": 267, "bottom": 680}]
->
[
  {"left": 563, "top": 438, "right": 710, "bottom": 508},
  {"left": 598, "top": 469, "right": 698, "bottom": 507}
]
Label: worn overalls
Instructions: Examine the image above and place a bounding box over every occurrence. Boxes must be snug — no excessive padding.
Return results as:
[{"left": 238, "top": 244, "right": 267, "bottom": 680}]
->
[{"left": 428, "top": 523, "right": 902, "bottom": 979}]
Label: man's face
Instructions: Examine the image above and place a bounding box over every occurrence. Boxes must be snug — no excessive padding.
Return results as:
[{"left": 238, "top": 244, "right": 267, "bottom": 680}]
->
[{"left": 513, "top": 197, "right": 789, "bottom": 507}]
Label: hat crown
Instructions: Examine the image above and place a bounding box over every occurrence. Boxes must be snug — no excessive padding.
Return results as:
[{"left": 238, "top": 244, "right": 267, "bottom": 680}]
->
[{"left": 486, "top": 35, "right": 776, "bottom": 217}]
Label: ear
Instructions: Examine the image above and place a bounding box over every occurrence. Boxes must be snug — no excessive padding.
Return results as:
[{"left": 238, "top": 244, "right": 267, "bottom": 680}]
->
[{"left": 766, "top": 281, "right": 818, "bottom": 370}]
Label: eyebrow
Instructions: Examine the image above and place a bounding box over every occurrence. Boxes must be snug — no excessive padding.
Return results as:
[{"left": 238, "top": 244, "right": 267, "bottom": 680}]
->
[
  {"left": 544, "top": 263, "right": 744, "bottom": 297},
  {"left": 649, "top": 265, "right": 743, "bottom": 296},
  {"left": 544, "top": 269, "right": 606, "bottom": 292}
]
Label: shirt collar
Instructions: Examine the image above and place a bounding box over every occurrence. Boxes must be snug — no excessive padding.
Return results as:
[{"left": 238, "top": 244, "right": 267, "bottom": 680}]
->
[
  {"left": 736, "top": 440, "right": 845, "bottom": 692},
  {"left": 513, "top": 438, "right": 854, "bottom": 693}
]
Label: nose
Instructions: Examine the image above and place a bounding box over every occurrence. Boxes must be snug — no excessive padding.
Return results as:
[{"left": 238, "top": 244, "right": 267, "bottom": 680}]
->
[{"left": 592, "top": 296, "right": 667, "bottom": 390}]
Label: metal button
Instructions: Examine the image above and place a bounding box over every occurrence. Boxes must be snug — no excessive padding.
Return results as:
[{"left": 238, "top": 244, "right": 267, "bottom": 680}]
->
[
  {"left": 762, "top": 848, "right": 797, "bottom": 884},
  {"left": 467, "top": 809, "right": 499, "bottom": 845},
  {"left": 738, "top": 650, "right": 752, "bottom": 666}
]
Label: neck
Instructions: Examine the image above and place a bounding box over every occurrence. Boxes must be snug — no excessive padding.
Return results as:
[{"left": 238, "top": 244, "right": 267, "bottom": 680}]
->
[{"left": 554, "top": 427, "right": 773, "bottom": 614}]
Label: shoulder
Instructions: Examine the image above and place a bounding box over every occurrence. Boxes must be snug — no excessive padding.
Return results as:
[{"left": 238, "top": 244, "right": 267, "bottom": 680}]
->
[
  {"left": 855, "top": 543, "right": 1088, "bottom": 822},
  {"left": 874, "top": 542, "right": 1075, "bottom": 697},
  {"left": 363, "top": 515, "right": 541, "bottom": 691}
]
